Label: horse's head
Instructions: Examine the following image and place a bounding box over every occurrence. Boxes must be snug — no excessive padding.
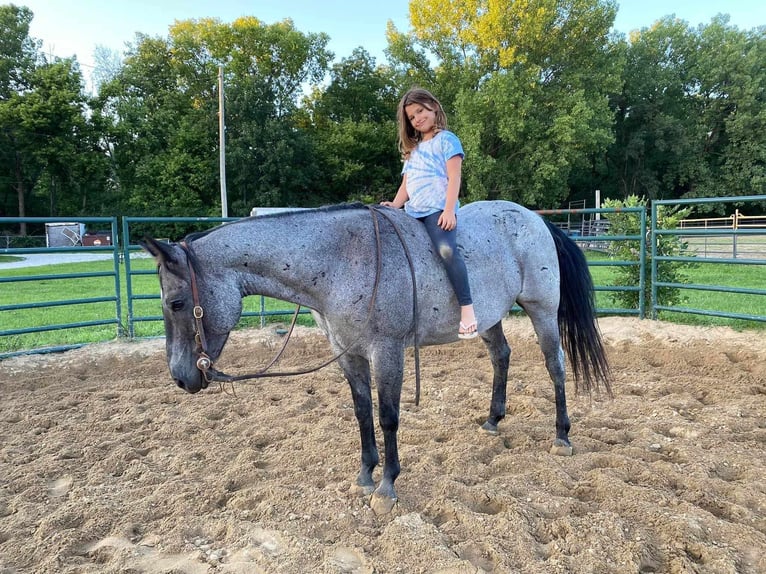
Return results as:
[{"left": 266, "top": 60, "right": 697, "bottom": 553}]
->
[{"left": 140, "top": 236, "right": 242, "bottom": 393}]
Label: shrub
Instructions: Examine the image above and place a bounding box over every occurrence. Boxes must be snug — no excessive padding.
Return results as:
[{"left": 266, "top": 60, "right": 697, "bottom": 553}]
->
[{"left": 603, "top": 195, "right": 697, "bottom": 312}]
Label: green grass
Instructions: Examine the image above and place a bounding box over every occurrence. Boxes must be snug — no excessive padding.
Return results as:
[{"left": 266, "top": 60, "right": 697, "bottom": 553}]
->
[
  {"left": 0, "top": 257, "right": 313, "bottom": 354},
  {"left": 1, "top": 252, "right": 764, "bottom": 355},
  {"left": 584, "top": 251, "right": 766, "bottom": 331}
]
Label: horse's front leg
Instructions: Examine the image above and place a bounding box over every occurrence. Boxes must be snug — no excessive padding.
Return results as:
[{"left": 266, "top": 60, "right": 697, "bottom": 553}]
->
[
  {"left": 369, "top": 341, "right": 405, "bottom": 515},
  {"left": 479, "top": 321, "right": 511, "bottom": 435},
  {"left": 338, "top": 353, "right": 378, "bottom": 494}
]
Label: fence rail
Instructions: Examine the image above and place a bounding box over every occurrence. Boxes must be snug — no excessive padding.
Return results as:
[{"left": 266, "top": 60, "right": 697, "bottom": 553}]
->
[
  {"left": 680, "top": 209, "right": 766, "bottom": 229},
  {"left": 678, "top": 208, "right": 766, "bottom": 259}
]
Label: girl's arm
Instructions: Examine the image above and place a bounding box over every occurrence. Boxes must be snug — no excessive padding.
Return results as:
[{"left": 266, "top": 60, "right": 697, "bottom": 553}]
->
[
  {"left": 381, "top": 175, "right": 409, "bottom": 208},
  {"left": 438, "top": 155, "right": 463, "bottom": 230}
]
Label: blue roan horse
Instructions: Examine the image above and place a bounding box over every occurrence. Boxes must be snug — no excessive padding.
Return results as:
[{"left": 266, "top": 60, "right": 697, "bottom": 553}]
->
[{"left": 141, "top": 201, "right": 610, "bottom": 514}]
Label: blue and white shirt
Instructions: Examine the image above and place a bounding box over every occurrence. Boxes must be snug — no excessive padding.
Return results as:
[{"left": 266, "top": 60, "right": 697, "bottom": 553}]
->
[{"left": 402, "top": 130, "right": 464, "bottom": 218}]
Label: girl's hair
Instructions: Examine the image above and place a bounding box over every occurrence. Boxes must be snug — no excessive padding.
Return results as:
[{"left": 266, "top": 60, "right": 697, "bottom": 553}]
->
[{"left": 397, "top": 88, "right": 448, "bottom": 158}]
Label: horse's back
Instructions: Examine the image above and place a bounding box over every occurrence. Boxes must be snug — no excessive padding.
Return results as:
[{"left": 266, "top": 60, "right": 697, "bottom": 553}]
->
[
  {"left": 459, "top": 201, "right": 560, "bottom": 319},
  {"left": 307, "top": 201, "right": 559, "bottom": 347}
]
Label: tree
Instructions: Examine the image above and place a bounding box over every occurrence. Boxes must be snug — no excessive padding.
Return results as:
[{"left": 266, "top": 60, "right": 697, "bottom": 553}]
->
[
  {"left": 606, "top": 18, "right": 707, "bottom": 201},
  {"left": 0, "top": 4, "right": 38, "bottom": 230},
  {"left": 606, "top": 16, "right": 765, "bottom": 205},
  {"left": 386, "top": 0, "right": 623, "bottom": 208},
  {"left": 91, "top": 45, "right": 123, "bottom": 93},
  {"left": 692, "top": 17, "right": 766, "bottom": 199},
  {"left": 1, "top": 5, "right": 107, "bottom": 228},
  {"left": 96, "top": 17, "right": 333, "bottom": 217},
  {"left": 301, "top": 48, "right": 401, "bottom": 204}
]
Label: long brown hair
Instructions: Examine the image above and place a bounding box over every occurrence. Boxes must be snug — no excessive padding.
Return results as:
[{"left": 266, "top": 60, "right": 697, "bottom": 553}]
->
[{"left": 397, "top": 88, "right": 448, "bottom": 159}]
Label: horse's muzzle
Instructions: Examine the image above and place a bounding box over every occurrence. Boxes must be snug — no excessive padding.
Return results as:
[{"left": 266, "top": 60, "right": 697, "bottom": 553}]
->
[{"left": 174, "top": 375, "right": 208, "bottom": 393}]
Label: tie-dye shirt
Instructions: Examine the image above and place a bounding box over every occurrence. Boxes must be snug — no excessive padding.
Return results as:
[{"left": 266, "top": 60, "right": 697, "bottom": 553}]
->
[{"left": 402, "top": 130, "right": 464, "bottom": 218}]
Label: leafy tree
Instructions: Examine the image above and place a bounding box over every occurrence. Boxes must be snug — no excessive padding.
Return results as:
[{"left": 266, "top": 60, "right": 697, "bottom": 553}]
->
[
  {"left": 96, "top": 17, "right": 333, "bottom": 217},
  {"left": 301, "top": 48, "right": 401, "bottom": 204},
  {"left": 692, "top": 17, "right": 766, "bottom": 200},
  {"left": 607, "top": 18, "right": 707, "bottom": 201},
  {"left": 0, "top": 4, "right": 38, "bottom": 228},
  {"left": 606, "top": 16, "right": 765, "bottom": 205},
  {"left": 1, "top": 5, "right": 107, "bottom": 229},
  {"left": 95, "top": 35, "right": 212, "bottom": 217},
  {"left": 386, "top": 0, "right": 623, "bottom": 208}
]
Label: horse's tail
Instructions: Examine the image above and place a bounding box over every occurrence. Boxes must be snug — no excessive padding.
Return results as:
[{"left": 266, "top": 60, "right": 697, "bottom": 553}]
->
[{"left": 544, "top": 220, "right": 612, "bottom": 396}]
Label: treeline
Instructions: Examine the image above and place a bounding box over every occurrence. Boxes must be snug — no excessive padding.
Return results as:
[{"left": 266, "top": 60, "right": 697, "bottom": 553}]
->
[{"left": 1, "top": 1, "right": 764, "bottom": 226}]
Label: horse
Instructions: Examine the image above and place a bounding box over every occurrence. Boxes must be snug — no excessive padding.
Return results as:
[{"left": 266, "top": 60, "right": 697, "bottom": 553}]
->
[{"left": 140, "top": 200, "right": 611, "bottom": 515}]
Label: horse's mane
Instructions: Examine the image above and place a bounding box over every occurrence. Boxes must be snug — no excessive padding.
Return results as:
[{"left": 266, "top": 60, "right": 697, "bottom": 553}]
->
[{"left": 182, "top": 202, "right": 368, "bottom": 245}]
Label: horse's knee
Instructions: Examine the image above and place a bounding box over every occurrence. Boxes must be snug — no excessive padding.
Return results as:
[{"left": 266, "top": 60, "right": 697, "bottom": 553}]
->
[
  {"left": 495, "top": 343, "right": 511, "bottom": 368},
  {"left": 378, "top": 403, "right": 399, "bottom": 433}
]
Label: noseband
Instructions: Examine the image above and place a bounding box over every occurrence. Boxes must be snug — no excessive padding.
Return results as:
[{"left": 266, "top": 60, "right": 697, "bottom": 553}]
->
[
  {"left": 178, "top": 240, "right": 219, "bottom": 376},
  {"left": 175, "top": 206, "right": 423, "bottom": 403}
]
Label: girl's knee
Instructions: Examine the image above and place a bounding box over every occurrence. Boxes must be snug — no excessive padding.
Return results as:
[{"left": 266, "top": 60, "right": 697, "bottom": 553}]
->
[{"left": 437, "top": 241, "right": 454, "bottom": 260}]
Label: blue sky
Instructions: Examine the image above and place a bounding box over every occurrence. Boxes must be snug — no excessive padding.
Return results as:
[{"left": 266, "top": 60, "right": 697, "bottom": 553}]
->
[{"left": 21, "top": 0, "right": 766, "bottom": 86}]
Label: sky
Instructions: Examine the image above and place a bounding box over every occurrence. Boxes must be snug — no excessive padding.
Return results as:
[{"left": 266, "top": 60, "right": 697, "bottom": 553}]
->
[{"left": 19, "top": 0, "right": 766, "bottom": 91}]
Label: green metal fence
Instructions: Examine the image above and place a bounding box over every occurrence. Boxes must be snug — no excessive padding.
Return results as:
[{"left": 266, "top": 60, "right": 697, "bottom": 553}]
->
[
  {"left": 2, "top": 197, "right": 764, "bottom": 358},
  {"left": 651, "top": 195, "right": 766, "bottom": 322},
  {"left": 0, "top": 217, "right": 121, "bottom": 358},
  {"left": 538, "top": 206, "right": 647, "bottom": 318}
]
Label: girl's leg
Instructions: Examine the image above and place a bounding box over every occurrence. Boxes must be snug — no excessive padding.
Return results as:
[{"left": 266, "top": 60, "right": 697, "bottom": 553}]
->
[{"left": 419, "top": 212, "right": 477, "bottom": 337}]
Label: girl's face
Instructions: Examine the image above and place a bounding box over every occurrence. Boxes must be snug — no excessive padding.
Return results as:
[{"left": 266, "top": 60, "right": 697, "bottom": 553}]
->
[{"left": 405, "top": 102, "right": 437, "bottom": 136}]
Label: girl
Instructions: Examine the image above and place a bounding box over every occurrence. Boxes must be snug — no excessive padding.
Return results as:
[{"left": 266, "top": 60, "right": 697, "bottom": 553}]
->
[{"left": 381, "top": 87, "right": 478, "bottom": 339}]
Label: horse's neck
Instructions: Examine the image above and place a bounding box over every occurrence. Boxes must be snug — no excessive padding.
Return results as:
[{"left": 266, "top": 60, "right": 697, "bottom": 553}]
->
[{"left": 198, "top": 214, "right": 354, "bottom": 311}]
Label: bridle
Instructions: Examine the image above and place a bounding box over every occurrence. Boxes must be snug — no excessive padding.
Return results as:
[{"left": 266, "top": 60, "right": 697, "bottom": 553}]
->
[{"left": 175, "top": 206, "right": 423, "bottom": 404}]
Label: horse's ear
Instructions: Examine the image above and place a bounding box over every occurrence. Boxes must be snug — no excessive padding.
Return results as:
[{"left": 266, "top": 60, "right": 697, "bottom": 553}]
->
[{"left": 139, "top": 236, "right": 177, "bottom": 265}]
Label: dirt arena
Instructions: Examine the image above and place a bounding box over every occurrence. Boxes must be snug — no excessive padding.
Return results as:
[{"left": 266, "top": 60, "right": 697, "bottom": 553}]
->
[{"left": 1, "top": 317, "right": 764, "bottom": 574}]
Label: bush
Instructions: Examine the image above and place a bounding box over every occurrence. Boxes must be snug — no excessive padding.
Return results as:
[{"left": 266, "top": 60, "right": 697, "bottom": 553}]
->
[{"left": 603, "top": 195, "right": 697, "bottom": 312}]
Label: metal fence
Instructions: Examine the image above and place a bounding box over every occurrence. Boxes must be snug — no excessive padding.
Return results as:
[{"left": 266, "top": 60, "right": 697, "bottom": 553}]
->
[
  {"left": 651, "top": 195, "right": 766, "bottom": 322},
  {"left": 2, "top": 196, "right": 765, "bottom": 358},
  {"left": 0, "top": 217, "right": 122, "bottom": 357},
  {"left": 538, "top": 206, "right": 647, "bottom": 318}
]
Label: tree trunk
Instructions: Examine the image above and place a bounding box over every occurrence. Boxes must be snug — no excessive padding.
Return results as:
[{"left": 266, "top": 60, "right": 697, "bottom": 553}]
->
[{"left": 15, "top": 151, "right": 26, "bottom": 236}]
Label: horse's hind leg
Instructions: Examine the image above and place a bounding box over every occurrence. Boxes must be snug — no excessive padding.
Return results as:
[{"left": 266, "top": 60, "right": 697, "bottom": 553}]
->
[
  {"left": 523, "top": 303, "right": 573, "bottom": 456},
  {"left": 479, "top": 321, "right": 511, "bottom": 435},
  {"left": 338, "top": 353, "right": 379, "bottom": 494}
]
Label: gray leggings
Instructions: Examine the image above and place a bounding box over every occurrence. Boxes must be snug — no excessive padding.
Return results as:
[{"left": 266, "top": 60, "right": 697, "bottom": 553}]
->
[{"left": 418, "top": 211, "right": 473, "bottom": 306}]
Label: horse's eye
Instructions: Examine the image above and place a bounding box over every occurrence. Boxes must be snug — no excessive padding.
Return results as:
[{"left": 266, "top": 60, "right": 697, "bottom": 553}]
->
[{"left": 170, "top": 299, "right": 185, "bottom": 312}]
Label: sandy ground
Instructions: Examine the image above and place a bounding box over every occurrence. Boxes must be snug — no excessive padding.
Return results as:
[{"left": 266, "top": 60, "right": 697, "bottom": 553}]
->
[{"left": 0, "top": 316, "right": 764, "bottom": 574}]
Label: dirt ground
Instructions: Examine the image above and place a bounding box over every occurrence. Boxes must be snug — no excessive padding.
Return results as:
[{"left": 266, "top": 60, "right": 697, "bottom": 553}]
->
[{"left": 1, "top": 316, "right": 764, "bottom": 574}]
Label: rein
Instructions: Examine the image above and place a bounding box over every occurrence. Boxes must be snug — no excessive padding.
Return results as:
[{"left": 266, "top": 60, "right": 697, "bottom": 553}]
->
[{"left": 178, "top": 206, "right": 423, "bottom": 405}]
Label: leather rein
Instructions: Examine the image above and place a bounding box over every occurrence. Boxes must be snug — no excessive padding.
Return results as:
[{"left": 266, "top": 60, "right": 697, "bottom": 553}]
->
[{"left": 178, "top": 206, "right": 423, "bottom": 405}]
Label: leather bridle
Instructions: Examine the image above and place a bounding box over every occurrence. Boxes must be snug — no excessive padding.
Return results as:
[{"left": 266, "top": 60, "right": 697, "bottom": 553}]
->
[{"left": 175, "top": 206, "right": 423, "bottom": 404}]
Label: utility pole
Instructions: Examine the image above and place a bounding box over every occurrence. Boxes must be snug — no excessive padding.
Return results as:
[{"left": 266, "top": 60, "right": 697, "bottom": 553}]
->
[
  {"left": 218, "top": 65, "right": 228, "bottom": 217},
  {"left": 595, "top": 189, "right": 601, "bottom": 220}
]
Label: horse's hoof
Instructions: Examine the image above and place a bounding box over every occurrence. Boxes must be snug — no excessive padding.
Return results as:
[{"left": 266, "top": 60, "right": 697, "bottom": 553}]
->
[
  {"left": 350, "top": 483, "right": 375, "bottom": 496},
  {"left": 480, "top": 421, "right": 499, "bottom": 435},
  {"left": 550, "top": 441, "right": 573, "bottom": 456},
  {"left": 369, "top": 492, "right": 397, "bottom": 516}
]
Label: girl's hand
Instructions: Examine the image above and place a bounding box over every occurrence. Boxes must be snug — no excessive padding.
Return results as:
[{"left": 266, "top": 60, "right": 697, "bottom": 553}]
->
[
  {"left": 380, "top": 201, "right": 401, "bottom": 208},
  {"left": 438, "top": 210, "right": 457, "bottom": 231}
]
